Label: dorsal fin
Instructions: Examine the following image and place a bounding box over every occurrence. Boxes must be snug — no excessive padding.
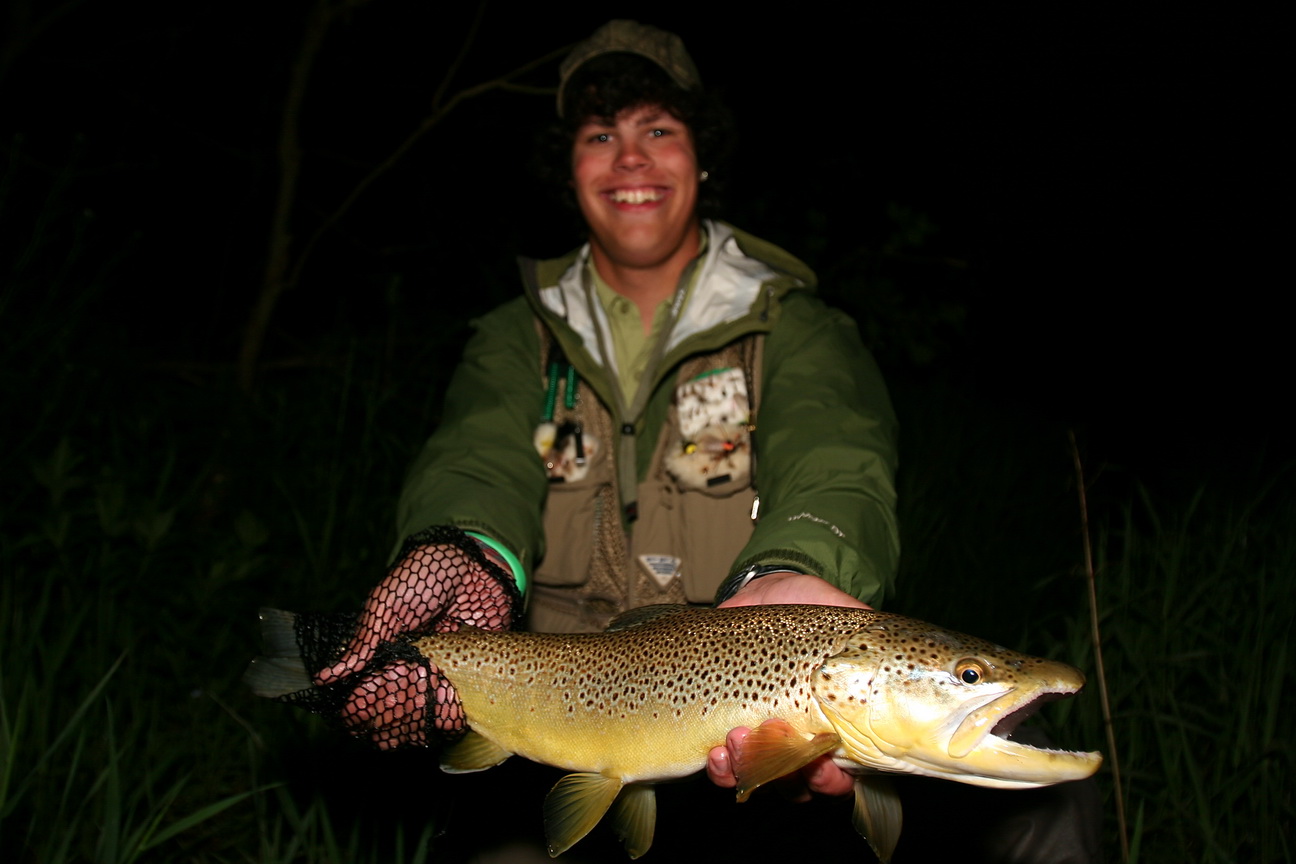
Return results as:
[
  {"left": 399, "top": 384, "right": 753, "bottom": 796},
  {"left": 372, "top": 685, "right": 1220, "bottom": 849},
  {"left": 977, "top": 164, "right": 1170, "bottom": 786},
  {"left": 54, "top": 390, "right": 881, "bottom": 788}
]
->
[
  {"left": 605, "top": 604, "right": 687, "bottom": 632},
  {"left": 731, "top": 719, "right": 840, "bottom": 802},
  {"left": 543, "top": 773, "right": 624, "bottom": 857}
]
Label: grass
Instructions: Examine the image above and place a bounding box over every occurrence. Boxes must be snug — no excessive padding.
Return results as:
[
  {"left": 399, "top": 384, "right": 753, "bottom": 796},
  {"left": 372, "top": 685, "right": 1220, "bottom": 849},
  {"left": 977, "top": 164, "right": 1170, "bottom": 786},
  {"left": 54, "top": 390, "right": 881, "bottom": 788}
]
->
[
  {"left": 1077, "top": 486, "right": 1294, "bottom": 862},
  {"left": 2, "top": 142, "right": 1291, "bottom": 863}
]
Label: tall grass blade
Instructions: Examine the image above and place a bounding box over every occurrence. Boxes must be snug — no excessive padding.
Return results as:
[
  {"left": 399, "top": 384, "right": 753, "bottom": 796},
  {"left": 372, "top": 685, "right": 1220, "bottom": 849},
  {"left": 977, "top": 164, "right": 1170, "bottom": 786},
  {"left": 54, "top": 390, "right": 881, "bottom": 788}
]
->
[
  {"left": 1069, "top": 430, "right": 1127, "bottom": 862},
  {"left": 133, "top": 782, "right": 283, "bottom": 858},
  {"left": 0, "top": 652, "right": 127, "bottom": 819}
]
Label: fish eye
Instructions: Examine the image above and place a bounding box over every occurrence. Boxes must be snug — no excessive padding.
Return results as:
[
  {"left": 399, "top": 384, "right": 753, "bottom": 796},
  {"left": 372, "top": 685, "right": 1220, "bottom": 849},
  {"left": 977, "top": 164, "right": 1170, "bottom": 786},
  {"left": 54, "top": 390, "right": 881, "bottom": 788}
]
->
[{"left": 955, "top": 659, "right": 989, "bottom": 685}]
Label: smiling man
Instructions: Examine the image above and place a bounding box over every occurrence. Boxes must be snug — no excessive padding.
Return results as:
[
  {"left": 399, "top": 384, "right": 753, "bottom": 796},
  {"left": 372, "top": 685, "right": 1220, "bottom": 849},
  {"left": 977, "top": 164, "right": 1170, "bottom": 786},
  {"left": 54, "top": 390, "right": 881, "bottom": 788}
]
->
[
  {"left": 322, "top": 13, "right": 896, "bottom": 759},
  {"left": 320, "top": 14, "right": 897, "bottom": 748}
]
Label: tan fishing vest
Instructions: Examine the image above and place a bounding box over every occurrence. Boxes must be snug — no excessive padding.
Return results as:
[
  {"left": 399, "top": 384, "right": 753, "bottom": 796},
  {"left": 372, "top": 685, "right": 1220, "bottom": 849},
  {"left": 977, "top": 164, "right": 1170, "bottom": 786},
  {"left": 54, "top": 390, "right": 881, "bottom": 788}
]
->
[{"left": 528, "top": 326, "right": 764, "bottom": 633}]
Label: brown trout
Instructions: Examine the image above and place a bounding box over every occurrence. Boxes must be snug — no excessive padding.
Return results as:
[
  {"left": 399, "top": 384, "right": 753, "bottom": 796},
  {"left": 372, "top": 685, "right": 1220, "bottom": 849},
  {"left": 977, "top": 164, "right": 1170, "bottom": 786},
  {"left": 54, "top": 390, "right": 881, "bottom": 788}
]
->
[{"left": 247, "top": 604, "right": 1101, "bottom": 861}]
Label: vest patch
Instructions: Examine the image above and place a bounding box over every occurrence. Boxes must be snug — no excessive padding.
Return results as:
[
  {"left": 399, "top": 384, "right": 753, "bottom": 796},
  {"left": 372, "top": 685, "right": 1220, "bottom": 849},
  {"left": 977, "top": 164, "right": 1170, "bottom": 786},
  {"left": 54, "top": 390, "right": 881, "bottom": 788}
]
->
[
  {"left": 638, "top": 554, "right": 682, "bottom": 590},
  {"left": 665, "top": 367, "right": 752, "bottom": 491}
]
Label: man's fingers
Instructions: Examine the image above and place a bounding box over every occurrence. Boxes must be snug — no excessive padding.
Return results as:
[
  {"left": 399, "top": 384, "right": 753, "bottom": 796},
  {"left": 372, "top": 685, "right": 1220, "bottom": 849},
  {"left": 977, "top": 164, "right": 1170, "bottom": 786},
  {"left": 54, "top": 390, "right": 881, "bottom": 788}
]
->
[
  {"left": 706, "top": 726, "right": 752, "bottom": 788},
  {"left": 334, "top": 661, "right": 429, "bottom": 749},
  {"left": 314, "top": 635, "right": 376, "bottom": 684},
  {"left": 708, "top": 723, "right": 853, "bottom": 800},
  {"left": 314, "top": 600, "right": 404, "bottom": 684},
  {"left": 707, "top": 745, "right": 734, "bottom": 787},
  {"left": 726, "top": 726, "right": 752, "bottom": 750},
  {"left": 803, "top": 755, "right": 856, "bottom": 797}
]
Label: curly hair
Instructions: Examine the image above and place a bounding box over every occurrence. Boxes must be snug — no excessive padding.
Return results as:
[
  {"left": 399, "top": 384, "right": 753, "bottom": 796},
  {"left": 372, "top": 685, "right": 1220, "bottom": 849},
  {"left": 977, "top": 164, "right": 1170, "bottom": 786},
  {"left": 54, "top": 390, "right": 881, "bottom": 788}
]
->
[{"left": 534, "top": 52, "right": 734, "bottom": 222}]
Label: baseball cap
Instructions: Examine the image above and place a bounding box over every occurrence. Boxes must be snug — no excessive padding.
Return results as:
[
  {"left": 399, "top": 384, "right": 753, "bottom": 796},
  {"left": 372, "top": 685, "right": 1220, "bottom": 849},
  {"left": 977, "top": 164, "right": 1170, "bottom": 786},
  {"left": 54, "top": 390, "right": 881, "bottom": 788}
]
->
[{"left": 557, "top": 20, "right": 701, "bottom": 117}]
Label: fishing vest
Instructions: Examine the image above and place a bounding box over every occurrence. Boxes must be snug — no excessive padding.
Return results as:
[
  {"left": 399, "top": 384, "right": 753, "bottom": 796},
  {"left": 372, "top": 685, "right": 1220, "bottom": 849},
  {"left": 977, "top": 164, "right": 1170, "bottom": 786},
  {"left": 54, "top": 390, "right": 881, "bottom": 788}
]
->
[{"left": 528, "top": 323, "right": 764, "bottom": 633}]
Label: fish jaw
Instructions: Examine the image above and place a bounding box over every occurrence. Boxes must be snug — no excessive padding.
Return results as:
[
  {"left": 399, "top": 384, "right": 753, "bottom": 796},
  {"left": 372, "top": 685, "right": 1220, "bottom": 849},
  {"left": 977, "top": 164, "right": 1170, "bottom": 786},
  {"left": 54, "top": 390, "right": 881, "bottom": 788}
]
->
[{"left": 813, "top": 619, "right": 1103, "bottom": 789}]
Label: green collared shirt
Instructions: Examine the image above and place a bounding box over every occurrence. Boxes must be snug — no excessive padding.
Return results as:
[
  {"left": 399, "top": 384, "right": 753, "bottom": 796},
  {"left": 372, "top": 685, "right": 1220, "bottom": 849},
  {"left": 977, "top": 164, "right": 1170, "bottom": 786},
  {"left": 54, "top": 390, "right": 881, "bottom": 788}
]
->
[{"left": 588, "top": 229, "right": 708, "bottom": 403}]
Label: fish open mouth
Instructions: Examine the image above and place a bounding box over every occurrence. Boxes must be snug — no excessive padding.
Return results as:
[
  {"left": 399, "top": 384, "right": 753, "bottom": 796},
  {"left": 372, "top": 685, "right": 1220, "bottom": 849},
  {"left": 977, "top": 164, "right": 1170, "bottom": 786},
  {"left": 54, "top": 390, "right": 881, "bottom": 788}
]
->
[
  {"left": 944, "top": 687, "right": 1101, "bottom": 786},
  {"left": 990, "top": 690, "right": 1064, "bottom": 741}
]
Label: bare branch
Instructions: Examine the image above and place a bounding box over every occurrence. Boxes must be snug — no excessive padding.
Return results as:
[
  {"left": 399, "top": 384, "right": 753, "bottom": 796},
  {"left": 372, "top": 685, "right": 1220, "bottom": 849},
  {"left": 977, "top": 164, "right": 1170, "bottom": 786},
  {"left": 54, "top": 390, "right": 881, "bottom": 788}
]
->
[
  {"left": 238, "top": 0, "right": 567, "bottom": 392},
  {"left": 281, "top": 40, "right": 569, "bottom": 300}
]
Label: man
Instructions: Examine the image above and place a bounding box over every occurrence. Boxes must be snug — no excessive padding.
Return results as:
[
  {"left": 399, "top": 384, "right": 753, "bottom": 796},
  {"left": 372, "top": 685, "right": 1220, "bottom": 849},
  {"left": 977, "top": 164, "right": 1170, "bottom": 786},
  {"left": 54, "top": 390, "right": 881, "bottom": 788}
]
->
[
  {"left": 318, "top": 27, "right": 898, "bottom": 793},
  {"left": 310, "top": 20, "right": 1097, "bottom": 862}
]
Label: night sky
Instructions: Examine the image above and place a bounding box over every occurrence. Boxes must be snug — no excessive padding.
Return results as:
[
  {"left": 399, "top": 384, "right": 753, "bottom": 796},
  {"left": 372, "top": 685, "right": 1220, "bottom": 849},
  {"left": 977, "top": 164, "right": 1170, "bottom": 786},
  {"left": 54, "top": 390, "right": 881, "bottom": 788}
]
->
[{"left": 4, "top": 3, "right": 1284, "bottom": 486}]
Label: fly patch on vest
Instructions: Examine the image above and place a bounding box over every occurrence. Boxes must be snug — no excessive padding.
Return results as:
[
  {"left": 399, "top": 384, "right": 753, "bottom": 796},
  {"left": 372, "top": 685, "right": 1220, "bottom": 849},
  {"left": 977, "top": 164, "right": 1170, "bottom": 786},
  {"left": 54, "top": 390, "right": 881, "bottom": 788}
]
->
[{"left": 663, "top": 357, "right": 756, "bottom": 494}]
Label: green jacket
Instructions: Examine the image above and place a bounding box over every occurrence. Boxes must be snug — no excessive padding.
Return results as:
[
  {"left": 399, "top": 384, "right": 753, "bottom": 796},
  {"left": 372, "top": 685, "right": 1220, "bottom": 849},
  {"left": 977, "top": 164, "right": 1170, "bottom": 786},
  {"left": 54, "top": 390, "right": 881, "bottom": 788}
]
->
[{"left": 395, "top": 221, "right": 899, "bottom": 616}]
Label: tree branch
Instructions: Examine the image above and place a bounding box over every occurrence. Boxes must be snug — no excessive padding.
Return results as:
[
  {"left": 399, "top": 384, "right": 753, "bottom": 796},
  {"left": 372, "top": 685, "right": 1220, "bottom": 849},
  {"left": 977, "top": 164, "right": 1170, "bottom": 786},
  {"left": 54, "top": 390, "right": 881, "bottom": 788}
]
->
[{"left": 237, "top": 1, "right": 568, "bottom": 392}]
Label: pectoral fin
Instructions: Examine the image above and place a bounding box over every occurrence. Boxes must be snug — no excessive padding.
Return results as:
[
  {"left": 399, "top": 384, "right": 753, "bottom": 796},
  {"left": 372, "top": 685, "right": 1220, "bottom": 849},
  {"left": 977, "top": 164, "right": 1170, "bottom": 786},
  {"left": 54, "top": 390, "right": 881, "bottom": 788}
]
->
[
  {"left": 732, "top": 719, "right": 840, "bottom": 803},
  {"left": 611, "top": 783, "right": 656, "bottom": 859},
  {"left": 543, "top": 773, "right": 623, "bottom": 858},
  {"left": 852, "top": 775, "right": 903, "bottom": 864},
  {"left": 439, "top": 730, "right": 512, "bottom": 774}
]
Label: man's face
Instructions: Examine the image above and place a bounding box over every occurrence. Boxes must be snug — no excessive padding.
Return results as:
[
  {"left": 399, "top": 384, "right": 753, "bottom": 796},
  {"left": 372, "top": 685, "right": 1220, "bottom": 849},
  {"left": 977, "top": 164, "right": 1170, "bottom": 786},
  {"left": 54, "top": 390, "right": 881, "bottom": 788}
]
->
[{"left": 571, "top": 104, "right": 700, "bottom": 273}]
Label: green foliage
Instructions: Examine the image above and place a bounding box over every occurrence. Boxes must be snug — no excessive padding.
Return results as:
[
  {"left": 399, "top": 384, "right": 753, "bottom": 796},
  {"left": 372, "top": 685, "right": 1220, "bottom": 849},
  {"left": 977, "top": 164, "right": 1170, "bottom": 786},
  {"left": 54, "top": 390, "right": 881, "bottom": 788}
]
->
[
  {"left": 894, "top": 384, "right": 1294, "bottom": 861},
  {"left": 1071, "top": 486, "right": 1294, "bottom": 862}
]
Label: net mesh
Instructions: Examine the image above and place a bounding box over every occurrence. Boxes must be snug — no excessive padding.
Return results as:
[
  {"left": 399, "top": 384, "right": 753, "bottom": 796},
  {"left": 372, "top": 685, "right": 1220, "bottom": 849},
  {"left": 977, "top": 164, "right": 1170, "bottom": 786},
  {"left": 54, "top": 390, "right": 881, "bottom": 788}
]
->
[{"left": 275, "top": 526, "right": 521, "bottom": 749}]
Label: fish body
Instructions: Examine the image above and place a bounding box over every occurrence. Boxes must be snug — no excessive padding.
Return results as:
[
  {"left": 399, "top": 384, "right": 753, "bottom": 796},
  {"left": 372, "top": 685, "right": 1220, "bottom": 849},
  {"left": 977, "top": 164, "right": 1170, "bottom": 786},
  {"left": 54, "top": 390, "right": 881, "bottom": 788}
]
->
[
  {"left": 416, "top": 604, "right": 856, "bottom": 783},
  {"left": 249, "top": 604, "right": 1101, "bottom": 860}
]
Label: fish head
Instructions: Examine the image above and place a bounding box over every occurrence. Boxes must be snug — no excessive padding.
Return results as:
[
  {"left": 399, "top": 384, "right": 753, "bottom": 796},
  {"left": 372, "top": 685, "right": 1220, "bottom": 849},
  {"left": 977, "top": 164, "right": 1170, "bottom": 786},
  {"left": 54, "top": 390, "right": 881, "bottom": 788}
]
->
[{"left": 812, "top": 615, "right": 1102, "bottom": 789}]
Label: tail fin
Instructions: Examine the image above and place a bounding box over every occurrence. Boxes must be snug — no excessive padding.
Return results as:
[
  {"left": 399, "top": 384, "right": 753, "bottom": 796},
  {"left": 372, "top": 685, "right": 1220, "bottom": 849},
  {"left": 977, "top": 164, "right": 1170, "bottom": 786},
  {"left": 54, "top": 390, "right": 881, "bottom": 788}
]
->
[{"left": 243, "top": 608, "right": 313, "bottom": 698}]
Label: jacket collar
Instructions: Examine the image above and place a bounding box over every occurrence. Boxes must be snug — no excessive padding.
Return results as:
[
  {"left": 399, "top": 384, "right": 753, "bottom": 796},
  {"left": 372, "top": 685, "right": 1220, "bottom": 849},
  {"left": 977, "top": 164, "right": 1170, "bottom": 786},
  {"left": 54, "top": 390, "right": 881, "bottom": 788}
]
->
[{"left": 520, "top": 220, "right": 814, "bottom": 371}]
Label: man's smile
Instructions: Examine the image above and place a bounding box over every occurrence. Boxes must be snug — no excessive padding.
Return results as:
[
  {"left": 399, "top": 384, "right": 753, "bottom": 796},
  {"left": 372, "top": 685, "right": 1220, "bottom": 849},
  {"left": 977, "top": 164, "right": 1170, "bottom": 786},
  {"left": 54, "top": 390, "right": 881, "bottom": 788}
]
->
[{"left": 607, "top": 187, "right": 667, "bottom": 205}]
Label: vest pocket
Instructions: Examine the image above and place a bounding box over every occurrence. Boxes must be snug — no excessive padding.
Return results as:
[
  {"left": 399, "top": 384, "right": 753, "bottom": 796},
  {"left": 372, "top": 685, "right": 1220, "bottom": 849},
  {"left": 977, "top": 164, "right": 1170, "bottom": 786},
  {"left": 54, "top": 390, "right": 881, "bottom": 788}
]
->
[
  {"left": 534, "top": 480, "right": 602, "bottom": 587},
  {"left": 636, "top": 473, "right": 755, "bottom": 604},
  {"left": 676, "top": 486, "right": 757, "bottom": 603}
]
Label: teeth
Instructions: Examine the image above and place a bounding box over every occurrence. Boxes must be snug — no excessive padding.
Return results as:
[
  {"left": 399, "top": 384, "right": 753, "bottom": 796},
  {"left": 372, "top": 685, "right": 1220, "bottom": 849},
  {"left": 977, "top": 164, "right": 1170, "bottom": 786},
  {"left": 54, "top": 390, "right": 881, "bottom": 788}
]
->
[{"left": 611, "top": 188, "right": 663, "bottom": 204}]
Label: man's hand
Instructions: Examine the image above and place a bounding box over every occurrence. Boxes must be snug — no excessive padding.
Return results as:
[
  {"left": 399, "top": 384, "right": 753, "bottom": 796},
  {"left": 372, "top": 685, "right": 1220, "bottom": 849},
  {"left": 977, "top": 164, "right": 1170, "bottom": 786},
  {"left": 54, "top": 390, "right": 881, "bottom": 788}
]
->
[
  {"left": 717, "top": 570, "right": 868, "bottom": 609},
  {"left": 707, "top": 571, "right": 868, "bottom": 797},
  {"left": 317, "top": 542, "right": 516, "bottom": 685},
  {"left": 316, "top": 538, "right": 517, "bottom": 747}
]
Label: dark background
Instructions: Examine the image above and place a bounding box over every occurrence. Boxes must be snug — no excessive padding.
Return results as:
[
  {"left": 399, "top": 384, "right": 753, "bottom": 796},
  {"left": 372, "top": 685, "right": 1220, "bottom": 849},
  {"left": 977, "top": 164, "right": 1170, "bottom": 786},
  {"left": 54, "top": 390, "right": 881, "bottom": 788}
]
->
[
  {"left": 2, "top": 7, "right": 1288, "bottom": 861},
  {"left": 3, "top": 2, "right": 1284, "bottom": 491}
]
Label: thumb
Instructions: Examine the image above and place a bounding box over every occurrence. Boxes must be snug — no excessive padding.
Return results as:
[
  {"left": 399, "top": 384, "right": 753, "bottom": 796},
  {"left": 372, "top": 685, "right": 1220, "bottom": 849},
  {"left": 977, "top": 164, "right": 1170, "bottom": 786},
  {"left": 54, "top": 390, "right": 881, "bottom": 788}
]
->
[{"left": 314, "top": 616, "right": 384, "bottom": 685}]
